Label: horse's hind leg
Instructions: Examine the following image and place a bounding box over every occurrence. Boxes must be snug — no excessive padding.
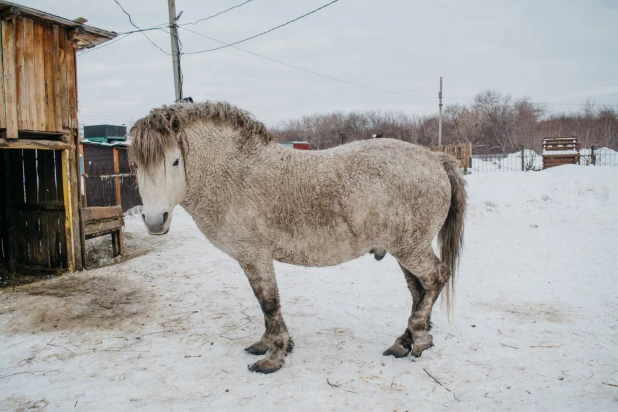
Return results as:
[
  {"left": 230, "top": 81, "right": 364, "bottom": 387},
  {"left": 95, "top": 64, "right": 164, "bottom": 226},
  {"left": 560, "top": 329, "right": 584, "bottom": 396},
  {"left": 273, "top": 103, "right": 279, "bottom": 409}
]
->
[
  {"left": 385, "top": 247, "right": 451, "bottom": 358},
  {"left": 239, "top": 259, "right": 293, "bottom": 374},
  {"left": 383, "top": 264, "right": 423, "bottom": 357}
]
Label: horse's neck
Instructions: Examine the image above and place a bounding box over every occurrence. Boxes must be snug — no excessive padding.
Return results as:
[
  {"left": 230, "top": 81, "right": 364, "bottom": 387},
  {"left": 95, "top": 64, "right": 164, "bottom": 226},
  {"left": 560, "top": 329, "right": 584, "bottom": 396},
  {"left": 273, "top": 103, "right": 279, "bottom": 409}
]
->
[{"left": 179, "top": 124, "right": 254, "bottom": 217}]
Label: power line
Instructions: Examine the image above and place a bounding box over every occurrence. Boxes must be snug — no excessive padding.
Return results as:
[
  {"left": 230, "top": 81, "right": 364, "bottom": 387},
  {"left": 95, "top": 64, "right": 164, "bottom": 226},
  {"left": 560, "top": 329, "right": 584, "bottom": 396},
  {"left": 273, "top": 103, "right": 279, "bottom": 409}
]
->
[
  {"left": 179, "top": 0, "right": 254, "bottom": 27},
  {"left": 180, "top": 27, "right": 435, "bottom": 99},
  {"left": 183, "top": 0, "right": 340, "bottom": 55},
  {"left": 180, "top": 27, "right": 618, "bottom": 108},
  {"left": 77, "top": 33, "right": 133, "bottom": 56},
  {"left": 113, "top": 0, "right": 171, "bottom": 55},
  {"left": 115, "top": 1, "right": 254, "bottom": 37},
  {"left": 81, "top": 93, "right": 166, "bottom": 103}
]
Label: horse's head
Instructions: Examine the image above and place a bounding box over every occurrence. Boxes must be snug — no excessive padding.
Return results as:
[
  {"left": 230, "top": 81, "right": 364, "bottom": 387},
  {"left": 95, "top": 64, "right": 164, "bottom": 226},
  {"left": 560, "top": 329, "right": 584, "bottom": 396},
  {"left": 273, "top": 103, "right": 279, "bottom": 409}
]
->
[
  {"left": 129, "top": 107, "right": 189, "bottom": 236},
  {"left": 135, "top": 144, "right": 186, "bottom": 235}
]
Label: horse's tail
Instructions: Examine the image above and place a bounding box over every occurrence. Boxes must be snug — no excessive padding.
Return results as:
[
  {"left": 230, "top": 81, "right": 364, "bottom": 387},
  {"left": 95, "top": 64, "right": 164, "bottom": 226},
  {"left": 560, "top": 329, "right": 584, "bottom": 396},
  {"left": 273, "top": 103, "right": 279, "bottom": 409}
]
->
[{"left": 438, "top": 153, "right": 467, "bottom": 318}]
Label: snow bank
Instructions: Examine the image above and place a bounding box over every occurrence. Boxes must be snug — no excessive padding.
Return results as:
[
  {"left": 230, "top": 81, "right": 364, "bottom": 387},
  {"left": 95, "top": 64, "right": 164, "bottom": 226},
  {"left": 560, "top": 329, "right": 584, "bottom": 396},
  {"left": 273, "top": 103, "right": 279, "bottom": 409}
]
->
[{"left": 466, "top": 164, "right": 616, "bottom": 208}]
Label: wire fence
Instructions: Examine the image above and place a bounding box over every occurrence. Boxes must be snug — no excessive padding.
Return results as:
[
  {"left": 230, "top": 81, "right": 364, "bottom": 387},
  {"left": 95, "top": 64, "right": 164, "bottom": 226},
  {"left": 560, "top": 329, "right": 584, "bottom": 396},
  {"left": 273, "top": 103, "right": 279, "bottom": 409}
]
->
[{"left": 469, "top": 147, "right": 618, "bottom": 174}]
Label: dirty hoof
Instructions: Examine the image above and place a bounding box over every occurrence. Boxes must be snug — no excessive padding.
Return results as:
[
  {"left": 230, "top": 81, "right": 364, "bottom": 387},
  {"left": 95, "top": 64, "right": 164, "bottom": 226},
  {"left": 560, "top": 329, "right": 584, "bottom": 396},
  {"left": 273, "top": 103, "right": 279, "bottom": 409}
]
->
[
  {"left": 383, "top": 342, "right": 411, "bottom": 358},
  {"left": 370, "top": 247, "right": 387, "bottom": 261},
  {"left": 248, "top": 359, "right": 283, "bottom": 374},
  {"left": 244, "top": 341, "right": 270, "bottom": 356},
  {"left": 411, "top": 334, "right": 434, "bottom": 357},
  {"left": 286, "top": 338, "right": 295, "bottom": 354}
]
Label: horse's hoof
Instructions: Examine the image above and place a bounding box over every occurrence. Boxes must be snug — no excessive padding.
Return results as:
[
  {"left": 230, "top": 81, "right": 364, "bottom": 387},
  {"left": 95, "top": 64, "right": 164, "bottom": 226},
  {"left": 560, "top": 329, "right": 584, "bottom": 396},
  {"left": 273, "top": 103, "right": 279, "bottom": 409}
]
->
[
  {"left": 244, "top": 341, "right": 270, "bottom": 356},
  {"left": 248, "top": 359, "right": 283, "bottom": 374},
  {"left": 411, "top": 337, "right": 434, "bottom": 358},
  {"left": 370, "top": 247, "right": 387, "bottom": 261},
  {"left": 383, "top": 342, "right": 411, "bottom": 358},
  {"left": 286, "top": 338, "right": 295, "bottom": 354}
]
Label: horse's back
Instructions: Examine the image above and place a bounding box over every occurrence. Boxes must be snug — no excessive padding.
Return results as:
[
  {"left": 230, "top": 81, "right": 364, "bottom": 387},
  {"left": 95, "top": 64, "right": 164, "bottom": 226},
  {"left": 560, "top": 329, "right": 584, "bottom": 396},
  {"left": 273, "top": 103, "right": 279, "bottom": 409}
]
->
[{"left": 255, "top": 139, "right": 452, "bottom": 266}]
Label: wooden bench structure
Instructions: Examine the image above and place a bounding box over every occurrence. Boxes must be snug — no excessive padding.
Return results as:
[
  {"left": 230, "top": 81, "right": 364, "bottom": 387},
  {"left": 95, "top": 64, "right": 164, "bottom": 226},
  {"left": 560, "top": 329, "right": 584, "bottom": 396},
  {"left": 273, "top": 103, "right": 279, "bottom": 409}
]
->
[
  {"left": 81, "top": 205, "right": 124, "bottom": 260},
  {"left": 542, "top": 137, "right": 580, "bottom": 169}
]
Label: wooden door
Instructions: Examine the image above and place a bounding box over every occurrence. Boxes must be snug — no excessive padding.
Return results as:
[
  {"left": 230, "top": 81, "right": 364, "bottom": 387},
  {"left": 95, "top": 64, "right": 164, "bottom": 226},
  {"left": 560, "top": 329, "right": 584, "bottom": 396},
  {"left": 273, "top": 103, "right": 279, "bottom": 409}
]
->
[{"left": 3, "top": 148, "right": 68, "bottom": 274}]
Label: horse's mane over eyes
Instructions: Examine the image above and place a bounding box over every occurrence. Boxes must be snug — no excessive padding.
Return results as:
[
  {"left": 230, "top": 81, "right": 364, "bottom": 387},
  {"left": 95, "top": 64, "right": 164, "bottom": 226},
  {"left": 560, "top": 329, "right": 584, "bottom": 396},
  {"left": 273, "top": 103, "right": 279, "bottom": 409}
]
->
[{"left": 128, "top": 101, "right": 272, "bottom": 171}]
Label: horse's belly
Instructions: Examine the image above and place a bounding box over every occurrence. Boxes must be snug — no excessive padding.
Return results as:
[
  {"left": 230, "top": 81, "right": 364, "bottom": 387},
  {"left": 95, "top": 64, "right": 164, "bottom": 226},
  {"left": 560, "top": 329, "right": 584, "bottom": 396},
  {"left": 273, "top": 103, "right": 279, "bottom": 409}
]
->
[{"left": 273, "top": 234, "right": 371, "bottom": 267}]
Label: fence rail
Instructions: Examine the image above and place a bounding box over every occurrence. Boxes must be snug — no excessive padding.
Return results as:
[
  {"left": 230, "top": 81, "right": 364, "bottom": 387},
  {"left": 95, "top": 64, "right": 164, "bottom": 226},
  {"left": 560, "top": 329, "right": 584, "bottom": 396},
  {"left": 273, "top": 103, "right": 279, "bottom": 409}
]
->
[{"left": 469, "top": 147, "right": 617, "bottom": 174}]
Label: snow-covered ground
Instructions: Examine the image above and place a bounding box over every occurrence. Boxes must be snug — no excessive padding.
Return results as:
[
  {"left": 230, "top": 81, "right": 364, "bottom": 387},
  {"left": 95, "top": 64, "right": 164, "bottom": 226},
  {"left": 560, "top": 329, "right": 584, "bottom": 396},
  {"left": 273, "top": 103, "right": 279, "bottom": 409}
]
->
[{"left": 1, "top": 165, "right": 617, "bottom": 411}]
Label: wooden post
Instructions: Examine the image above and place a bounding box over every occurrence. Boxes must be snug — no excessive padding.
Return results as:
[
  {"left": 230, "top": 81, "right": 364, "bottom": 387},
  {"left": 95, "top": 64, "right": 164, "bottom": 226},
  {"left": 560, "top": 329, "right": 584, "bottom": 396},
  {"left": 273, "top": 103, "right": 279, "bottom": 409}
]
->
[
  {"left": 61, "top": 149, "right": 75, "bottom": 272},
  {"left": 167, "top": 0, "right": 183, "bottom": 101},
  {"left": 591, "top": 145, "right": 596, "bottom": 166},
  {"left": 2, "top": 150, "right": 16, "bottom": 273},
  {"left": 66, "top": 132, "right": 83, "bottom": 271},
  {"left": 113, "top": 147, "right": 122, "bottom": 207},
  {"left": 438, "top": 76, "right": 443, "bottom": 146},
  {"left": 521, "top": 146, "right": 525, "bottom": 171}
]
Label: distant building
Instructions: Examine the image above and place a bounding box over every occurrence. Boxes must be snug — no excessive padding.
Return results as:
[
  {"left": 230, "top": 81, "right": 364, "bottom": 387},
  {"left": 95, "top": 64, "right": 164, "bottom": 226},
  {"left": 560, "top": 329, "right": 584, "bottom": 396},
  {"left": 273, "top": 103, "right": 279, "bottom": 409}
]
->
[
  {"left": 80, "top": 125, "right": 141, "bottom": 212},
  {"left": 281, "top": 141, "right": 310, "bottom": 150}
]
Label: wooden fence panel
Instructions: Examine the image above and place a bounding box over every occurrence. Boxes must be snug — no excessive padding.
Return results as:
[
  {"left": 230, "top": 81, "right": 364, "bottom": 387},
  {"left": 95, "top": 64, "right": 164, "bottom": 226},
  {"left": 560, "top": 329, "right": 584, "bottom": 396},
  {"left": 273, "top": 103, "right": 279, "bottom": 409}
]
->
[{"left": 429, "top": 142, "right": 472, "bottom": 169}]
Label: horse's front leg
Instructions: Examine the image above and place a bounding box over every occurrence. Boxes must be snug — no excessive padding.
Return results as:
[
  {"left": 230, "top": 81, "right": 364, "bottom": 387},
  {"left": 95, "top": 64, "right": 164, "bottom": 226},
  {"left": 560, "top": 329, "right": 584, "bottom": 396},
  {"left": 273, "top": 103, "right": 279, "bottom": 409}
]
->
[{"left": 239, "top": 258, "right": 293, "bottom": 374}]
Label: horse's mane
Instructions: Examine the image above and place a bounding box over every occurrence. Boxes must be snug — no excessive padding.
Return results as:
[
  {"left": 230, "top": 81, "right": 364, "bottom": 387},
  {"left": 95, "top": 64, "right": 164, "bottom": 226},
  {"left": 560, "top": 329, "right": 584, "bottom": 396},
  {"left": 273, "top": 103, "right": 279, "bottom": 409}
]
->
[{"left": 129, "top": 101, "right": 272, "bottom": 170}]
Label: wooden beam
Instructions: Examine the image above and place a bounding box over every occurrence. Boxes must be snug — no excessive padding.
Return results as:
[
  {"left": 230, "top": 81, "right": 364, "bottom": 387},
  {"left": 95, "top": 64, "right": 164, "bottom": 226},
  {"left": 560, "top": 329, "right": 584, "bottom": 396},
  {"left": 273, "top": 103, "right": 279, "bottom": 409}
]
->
[
  {"left": 2, "top": 19, "right": 18, "bottom": 138},
  {"left": 61, "top": 149, "right": 75, "bottom": 272},
  {"left": 23, "top": 17, "right": 36, "bottom": 130},
  {"left": 81, "top": 205, "right": 123, "bottom": 221},
  {"left": 65, "top": 39, "right": 77, "bottom": 129},
  {"left": 0, "top": 138, "right": 69, "bottom": 150},
  {"left": 83, "top": 220, "right": 123, "bottom": 237},
  {"left": 67, "top": 26, "right": 85, "bottom": 40},
  {"left": 68, "top": 130, "right": 83, "bottom": 270},
  {"left": 33, "top": 21, "right": 45, "bottom": 131},
  {"left": 113, "top": 147, "right": 122, "bottom": 207},
  {"left": 1, "top": 6, "right": 20, "bottom": 21},
  {"left": 14, "top": 16, "right": 27, "bottom": 130},
  {"left": 2, "top": 150, "right": 16, "bottom": 273},
  {"left": 43, "top": 22, "right": 56, "bottom": 132}
]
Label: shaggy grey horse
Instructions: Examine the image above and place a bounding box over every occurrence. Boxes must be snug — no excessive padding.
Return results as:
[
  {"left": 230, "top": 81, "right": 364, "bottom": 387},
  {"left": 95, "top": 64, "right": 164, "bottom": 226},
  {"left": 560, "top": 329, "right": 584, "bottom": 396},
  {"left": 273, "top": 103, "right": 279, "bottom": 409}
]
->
[{"left": 129, "top": 101, "right": 466, "bottom": 374}]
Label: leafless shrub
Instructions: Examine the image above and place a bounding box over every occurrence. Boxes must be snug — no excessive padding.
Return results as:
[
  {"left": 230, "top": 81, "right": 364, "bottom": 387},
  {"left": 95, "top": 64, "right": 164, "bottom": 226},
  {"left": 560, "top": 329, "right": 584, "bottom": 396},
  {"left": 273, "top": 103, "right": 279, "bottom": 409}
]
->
[{"left": 272, "top": 91, "right": 618, "bottom": 153}]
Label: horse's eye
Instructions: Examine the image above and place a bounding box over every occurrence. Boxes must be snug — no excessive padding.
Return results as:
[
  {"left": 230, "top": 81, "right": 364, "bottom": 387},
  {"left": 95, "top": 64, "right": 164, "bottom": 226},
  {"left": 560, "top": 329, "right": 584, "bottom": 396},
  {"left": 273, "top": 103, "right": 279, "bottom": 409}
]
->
[{"left": 173, "top": 159, "right": 179, "bottom": 166}]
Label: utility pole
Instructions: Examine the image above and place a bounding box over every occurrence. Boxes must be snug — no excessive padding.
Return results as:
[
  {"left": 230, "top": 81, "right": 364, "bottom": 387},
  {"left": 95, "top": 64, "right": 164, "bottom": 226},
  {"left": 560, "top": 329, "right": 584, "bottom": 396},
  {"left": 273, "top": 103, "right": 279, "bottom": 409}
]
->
[
  {"left": 438, "top": 76, "right": 443, "bottom": 146},
  {"left": 167, "top": 0, "right": 182, "bottom": 101}
]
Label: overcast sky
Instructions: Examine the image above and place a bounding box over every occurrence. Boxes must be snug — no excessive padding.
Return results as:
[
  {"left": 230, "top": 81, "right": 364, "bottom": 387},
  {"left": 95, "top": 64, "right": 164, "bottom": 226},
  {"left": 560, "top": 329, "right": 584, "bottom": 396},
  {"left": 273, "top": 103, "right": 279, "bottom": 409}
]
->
[{"left": 21, "top": 0, "right": 618, "bottom": 127}]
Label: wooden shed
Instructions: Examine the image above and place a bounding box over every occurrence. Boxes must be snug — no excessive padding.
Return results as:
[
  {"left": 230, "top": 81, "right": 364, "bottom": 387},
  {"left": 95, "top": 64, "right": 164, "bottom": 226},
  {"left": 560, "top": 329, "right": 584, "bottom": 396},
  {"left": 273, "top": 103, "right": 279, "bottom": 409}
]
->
[{"left": 0, "top": 1, "right": 115, "bottom": 276}]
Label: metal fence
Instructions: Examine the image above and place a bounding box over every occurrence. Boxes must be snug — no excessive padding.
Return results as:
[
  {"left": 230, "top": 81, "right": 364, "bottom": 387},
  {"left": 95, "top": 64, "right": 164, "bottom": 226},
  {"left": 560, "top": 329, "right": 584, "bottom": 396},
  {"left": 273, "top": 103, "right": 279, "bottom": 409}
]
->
[{"left": 469, "top": 147, "right": 617, "bottom": 174}]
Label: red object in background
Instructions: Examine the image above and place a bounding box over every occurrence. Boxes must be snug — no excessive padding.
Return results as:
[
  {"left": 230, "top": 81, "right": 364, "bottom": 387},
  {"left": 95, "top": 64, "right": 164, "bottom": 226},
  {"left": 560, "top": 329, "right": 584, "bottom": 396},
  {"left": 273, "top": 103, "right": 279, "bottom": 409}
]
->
[{"left": 292, "top": 142, "right": 310, "bottom": 150}]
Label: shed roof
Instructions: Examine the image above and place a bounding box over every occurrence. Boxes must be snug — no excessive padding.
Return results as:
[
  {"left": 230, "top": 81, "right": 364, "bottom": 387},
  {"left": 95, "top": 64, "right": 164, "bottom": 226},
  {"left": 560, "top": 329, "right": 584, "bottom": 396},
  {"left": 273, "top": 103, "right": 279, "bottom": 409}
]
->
[
  {"left": 81, "top": 139, "right": 131, "bottom": 148},
  {"left": 0, "top": 1, "right": 116, "bottom": 49}
]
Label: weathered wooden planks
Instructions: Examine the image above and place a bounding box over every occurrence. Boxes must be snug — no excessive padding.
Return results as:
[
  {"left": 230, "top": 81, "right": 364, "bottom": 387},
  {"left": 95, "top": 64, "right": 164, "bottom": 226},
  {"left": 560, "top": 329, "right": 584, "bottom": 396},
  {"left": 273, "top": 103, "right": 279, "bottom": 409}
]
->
[
  {"left": 1, "top": 16, "right": 74, "bottom": 133},
  {"left": 2, "top": 19, "right": 18, "bottom": 138},
  {"left": 81, "top": 205, "right": 123, "bottom": 222},
  {"left": 429, "top": 142, "right": 473, "bottom": 169},
  {"left": 33, "top": 21, "right": 46, "bottom": 131},
  {"left": 0, "top": 137, "right": 69, "bottom": 150},
  {"left": 23, "top": 17, "right": 37, "bottom": 130},
  {"left": 52, "top": 25, "right": 63, "bottom": 131},
  {"left": 43, "top": 22, "right": 56, "bottom": 132},
  {"left": 65, "top": 39, "right": 77, "bottom": 129},
  {"left": 14, "top": 16, "right": 27, "bottom": 130}
]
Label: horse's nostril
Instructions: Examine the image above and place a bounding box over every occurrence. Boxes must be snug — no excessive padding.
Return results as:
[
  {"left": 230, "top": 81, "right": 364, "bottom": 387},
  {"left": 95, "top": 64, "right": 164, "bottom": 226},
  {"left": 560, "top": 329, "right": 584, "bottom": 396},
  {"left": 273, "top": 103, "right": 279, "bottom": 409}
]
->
[
  {"left": 141, "top": 213, "right": 146, "bottom": 222},
  {"left": 162, "top": 212, "right": 169, "bottom": 224}
]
